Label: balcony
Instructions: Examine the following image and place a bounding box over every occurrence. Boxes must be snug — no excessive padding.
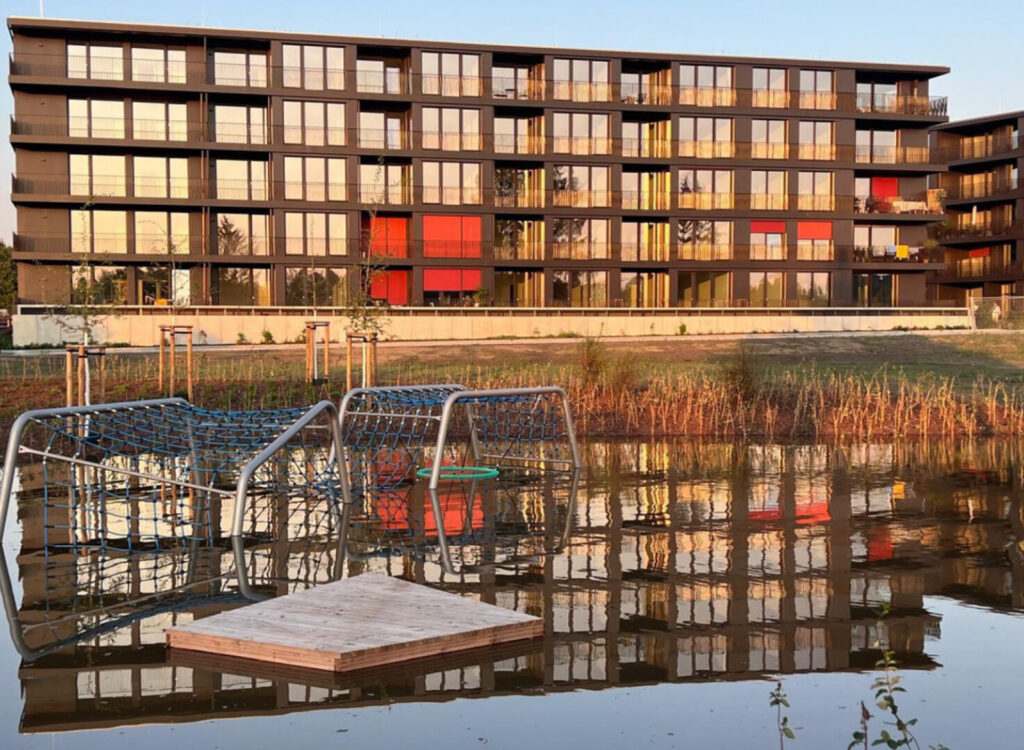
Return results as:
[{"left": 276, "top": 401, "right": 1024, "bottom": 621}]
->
[
  {"left": 751, "top": 142, "right": 789, "bottom": 159},
  {"left": 854, "top": 145, "right": 932, "bottom": 165},
  {"left": 796, "top": 194, "right": 836, "bottom": 211},
  {"left": 621, "top": 138, "right": 672, "bottom": 158},
  {"left": 552, "top": 189, "right": 612, "bottom": 208},
  {"left": 852, "top": 245, "right": 931, "bottom": 263},
  {"left": 13, "top": 174, "right": 201, "bottom": 200},
  {"left": 621, "top": 191, "right": 671, "bottom": 211},
  {"left": 933, "top": 218, "right": 1024, "bottom": 242},
  {"left": 356, "top": 128, "right": 410, "bottom": 150},
  {"left": 422, "top": 132, "right": 481, "bottom": 151},
  {"left": 797, "top": 91, "right": 837, "bottom": 110},
  {"left": 796, "top": 243, "right": 835, "bottom": 261},
  {"left": 679, "top": 87, "right": 736, "bottom": 107},
  {"left": 491, "top": 75, "right": 545, "bottom": 101},
  {"left": 943, "top": 176, "right": 1020, "bottom": 201},
  {"left": 355, "top": 68, "right": 410, "bottom": 95},
  {"left": 12, "top": 115, "right": 204, "bottom": 142},
  {"left": 854, "top": 193, "right": 940, "bottom": 215},
  {"left": 678, "top": 141, "right": 735, "bottom": 159},
  {"left": 423, "top": 74, "right": 482, "bottom": 97},
  {"left": 750, "top": 194, "right": 789, "bottom": 211},
  {"left": 751, "top": 89, "right": 791, "bottom": 108},
  {"left": 493, "top": 190, "right": 544, "bottom": 208},
  {"left": 10, "top": 53, "right": 206, "bottom": 85},
  {"left": 494, "top": 134, "right": 545, "bottom": 155},
  {"left": 620, "top": 244, "right": 670, "bottom": 262},
  {"left": 552, "top": 136, "right": 612, "bottom": 156},
  {"left": 678, "top": 244, "right": 733, "bottom": 261},
  {"left": 620, "top": 81, "right": 673, "bottom": 105},
  {"left": 551, "top": 80, "right": 612, "bottom": 103},
  {"left": 797, "top": 143, "right": 837, "bottom": 161},
  {"left": 855, "top": 93, "right": 948, "bottom": 117},
  {"left": 749, "top": 244, "right": 787, "bottom": 260},
  {"left": 937, "top": 256, "right": 1024, "bottom": 280},
  {"left": 422, "top": 186, "right": 482, "bottom": 205},
  {"left": 678, "top": 192, "right": 734, "bottom": 210},
  {"left": 550, "top": 243, "right": 611, "bottom": 260},
  {"left": 493, "top": 244, "right": 544, "bottom": 261},
  {"left": 936, "top": 134, "right": 1020, "bottom": 162}
]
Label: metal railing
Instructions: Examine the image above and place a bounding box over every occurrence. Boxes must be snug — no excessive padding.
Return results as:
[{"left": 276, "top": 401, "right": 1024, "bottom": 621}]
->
[
  {"left": 493, "top": 133, "right": 546, "bottom": 155},
  {"left": 933, "top": 219, "right": 1024, "bottom": 241},
  {"left": 938, "top": 257, "right": 1024, "bottom": 280},
  {"left": 491, "top": 75, "right": 545, "bottom": 101},
  {"left": 942, "top": 176, "right": 1020, "bottom": 201},
  {"left": 620, "top": 191, "right": 672, "bottom": 210},
  {"left": 854, "top": 145, "right": 934, "bottom": 164},
  {"left": 855, "top": 93, "right": 948, "bottom": 117},
  {"left": 853, "top": 194, "right": 939, "bottom": 215},
  {"left": 851, "top": 245, "right": 930, "bottom": 263}
]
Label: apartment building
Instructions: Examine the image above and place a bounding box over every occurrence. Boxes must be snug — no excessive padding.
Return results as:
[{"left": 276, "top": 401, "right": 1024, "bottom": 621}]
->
[
  {"left": 9, "top": 17, "right": 950, "bottom": 312},
  {"left": 931, "top": 111, "right": 1024, "bottom": 304}
]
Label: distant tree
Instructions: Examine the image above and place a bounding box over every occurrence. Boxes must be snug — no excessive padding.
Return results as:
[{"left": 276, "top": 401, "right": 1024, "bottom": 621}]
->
[{"left": 0, "top": 240, "right": 15, "bottom": 312}]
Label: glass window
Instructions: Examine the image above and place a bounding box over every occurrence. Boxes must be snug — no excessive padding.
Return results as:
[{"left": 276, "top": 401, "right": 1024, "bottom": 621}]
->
[
  {"left": 283, "top": 156, "right": 346, "bottom": 201},
  {"left": 71, "top": 265, "right": 127, "bottom": 305},
  {"left": 285, "top": 267, "right": 348, "bottom": 306},
  {"left": 749, "top": 271, "right": 785, "bottom": 306},
  {"left": 214, "top": 159, "right": 267, "bottom": 200},
  {"left": 752, "top": 67, "right": 787, "bottom": 107},
  {"left": 551, "top": 270, "right": 608, "bottom": 307},
  {"left": 214, "top": 104, "right": 266, "bottom": 144},
  {"left": 70, "top": 209, "right": 127, "bottom": 254},
  {"left": 69, "top": 99, "right": 126, "bottom": 139},
  {"left": 284, "top": 212, "right": 347, "bottom": 255},
  {"left": 68, "top": 43, "right": 123, "bottom": 80},
  {"left": 216, "top": 213, "right": 268, "bottom": 255},
  {"left": 422, "top": 107, "right": 480, "bottom": 150},
  {"left": 553, "top": 58, "right": 610, "bottom": 101},
  {"left": 131, "top": 47, "right": 186, "bottom": 83},
  {"left": 283, "top": 44, "right": 344, "bottom": 89},
  {"left": 282, "top": 101, "right": 344, "bottom": 146},
  {"left": 69, "top": 154, "right": 126, "bottom": 197},
  {"left": 214, "top": 267, "right": 270, "bottom": 306},
  {"left": 132, "top": 156, "right": 188, "bottom": 198},
  {"left": 135, "top": 211, "right": 190, "bottom": 254}
]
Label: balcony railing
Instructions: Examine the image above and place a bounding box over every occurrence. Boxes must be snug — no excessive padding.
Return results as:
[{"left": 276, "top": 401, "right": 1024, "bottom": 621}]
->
[
  {"left": 852, "top": 245, "right": 930, "bottom": 262},
  {"left": 678, "top": 140, "right": 735, "bottom": 159},
  {"left": 10, "top": 53, "right": 207, "bottom": 84},
  {"left": 493, "top": 244, "right": 544, "bottom": 260},
  {"left": 619, "top": 82, "right": 673, "bottom": 105},
  {"left": 550, "top": 243, "right": 612, "bottom": 260},
  {"left": 551, "top": 81, "right": 613, "bottom": 102},
  {"left": 749, "top": 194, "right": 789, "bottom": 211},
  {"left": 679, "top": 87, "right": 737, "bottom": 107},
  {"left": 678, "top": 244, "right": 733, "bottom": 261},
  {"left": 749, "top": 244, "right": 788, "bottom": 260},
  {"left": 422, "top": 132, "right": 482, "bottom": 151},
  {"left": 491, "top": 76, "right": 545, "bottom": 101},
  {"left": 751, "top": 142, "right": 789, "bottom": 159},
  {"left": 552, "top": 189, "right": 613, "bottom": 208},
  {"left": 552, "top": 136, "right": 613, "bottom": 156},
  {"left": 621, "top": 191, "right": 671, "bottom": 210},
  {"left": 678, "top": 192, "right": 734, "bottom": 210},
  {"left": 12, "top": 114, "right": 208, "bottom": 142},
  {"left": 422, "top": 74, "right": 482, "bottom": 97},
  {"left": 933, "top": 219, "right": 1024, "bottom": 241},
  {"left": 796, "top": 243, "right": 835, "bottom": 261},
  {"left": 854, "top": 194, "right": 939, "bottom": 215},
  {"left": 494, "top": 133, "right": 545, "bottom": 155},
  {"left": 797, "top": 143, "right": 837, "bottom": 161},
  {"left": 621, "top": 138, "right": 672, "bottom": 158},
  {"left": 355, "top": 69, "right": 410, "bottom": 95},
  {"left": 797, "top": 91, "right": 838, "bottom": 110},
  {"left": 796, "top": 194, "right": 836, "bottom": 211},
  {"left": 854, "top": 145, "right": 933, "bottom": 164},
  {"left": 855, "top": 93, "right": 948, "bottom": 117},
  {"left": 937, "top": 256, "right": 1024, "bottom": 279},
  {"left": 751, "top": 89, "right": 791, "bottom": 108},
  {"left": 493, "top": 190, "right": 545, "bottom": 208},
  {"left": 422, "top": 186, "right": 482, "bottom": 205},
  {"left": 13, "top": 174, "right": 201, "bottom": 200},
  {"left": 943, "top": 176, "right": 1020, "bottom": 201},
  {"left": 935, "top": 134, "right": 1021, "bottom": 162},
  {"left": 619, "top": 244, "right": 670, "bottom": 262},
  {"left": 356, "top": 128, "right": 410, "bottom": 150}
]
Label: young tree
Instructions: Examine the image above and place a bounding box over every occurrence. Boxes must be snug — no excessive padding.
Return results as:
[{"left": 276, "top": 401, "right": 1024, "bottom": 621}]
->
[{"left": 0, "top": 239, "right": 16, "bottom": 313}]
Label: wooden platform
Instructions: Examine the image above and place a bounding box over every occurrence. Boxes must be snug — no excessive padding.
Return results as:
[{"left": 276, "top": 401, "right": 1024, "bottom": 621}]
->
[{"left": 166, "top": 573, "right": 542, "bottom": 673}]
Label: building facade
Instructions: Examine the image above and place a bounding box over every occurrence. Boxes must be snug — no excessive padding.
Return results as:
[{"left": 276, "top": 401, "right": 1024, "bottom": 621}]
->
[
  {"left": 931, "top": 111, "right": 1024, "bottom": 304},
  {"left": 9, "top": 17, "right": 950, "bottom": 313}
]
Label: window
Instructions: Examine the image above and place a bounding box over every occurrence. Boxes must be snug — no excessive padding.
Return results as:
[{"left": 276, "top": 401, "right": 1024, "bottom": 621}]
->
[
  {"left": 678, "top": 117, "right": 733, "bottom": 157},
  {"left": 216, "top": 213, "right": 269, "bottom": 255},
  {"left": 423, "top": 215, "right": 482, "bottom": 258},
  {"left": 213, "top": 51, "right": 267, "bottom": 87},
  {"left": 283, "top": 44, "right": 344, "bottom": 89},
  {"left": 854, "top": 273, "right": 893, "bottom": 307},
  {"left": 751, "top": 119, "right": 788, "bottom": 159},
  {"left": 750, "top": 220, "right": 787, "bottom": 260},
  {"left": 70, "top": 209, "right": 127, "bottom": 254},
  {"left": 621, "top": 171, "right": 671, "bottom": 210},
  {"left": 854, "top": 225, "right": 898, "bottom": 262},
  {"left": 358, "top": 111, "right": 408, "bottom": 150},
  {"left": 622, "top": 120, "right": 671, "bottom": 158},
  {"left": 796, "top": 222, "right": 833, "bottom": 260},
  {"left": 494, "top": 219, "right": 545, "bottom": 260},
  {"left": 620, "top": 69, "right": 672, "bottom": 105},
  {"left": 798, "top": 121, "right": 834, "bottom": 160},
  {"left": 132, "top": 101, "right": 187, "bottom": 141},
  {"left": 131, "top": 47, "right": 186, "bottom": 83},
  {"left": 283, "top": 156, "right": 346, "bottom": 201},
  {"left": 552, "top": 270, "right": 609, "bottom": 307},
  {"left": 856, "top": 82, "right": 899, "bottom": 113},
  {"left": 359, "top": 163, "right": 411, "bottom": 204},
  {"left": 213, "top": 267, "right": 270, "bottom": 306},
  {"left": 796, "top": 272, "right": 831, "bottom": 306},
  {"left": 422, "top": 107, "right": 480, "bottom": 150},
  {"left": 356, "top": 57, "right": 407, "bottom": 94},
  {"left": 363, "top": 216, "right": 409, "bottom": 257},
  {"left": 621, "top": 221, "right": 670, "bottom": 261},
  {"left": 797, "top": 172, "right": 834, "bottom": 210},
  {"left": 679, "top": 64, "right": 735, "bottom": 106},
  {"left": 678, "top": 220, "right": 733, "bottom": 260},
  {"left": 552, "top": 218, "right": 610, "bottom": 259},
  {"left": 284, "top": 212, "right": 347, "bottom": 256},
  {"left": 494, "top": 167, "right": 545, "bottom": 208},
  {"left": 69, "top": 99, "right": 125, "bottom": 139},
  {"left": 799, "top": 70, "right": 835, "bottom": 109},
  {"left": 494, "top": 115, "right": 545, "bottom": 154},
  {"left": 215, "top": 159, "right": 267, "bottom": 200},
  {"left": 285, "top": 267, "right": 348, "bottom": 306},
  {"left": 67, "top": 43, "right": 122, "bottom": 80},
  {"left": 492, "top": 64, "right": 545, "bottom": 100},
  {"left": 621, "top": 272, "right": 670, "bottom": 308},
  {"left": 494, "top": 271, "right": 544, "bottom": 307},
  {"left": 422, "top": 161, "right": 481, "bottom": 205},
  {"left": 69, "top": 154, "right": 126, "bottom": 197},
  {"left": 552, "top": 58, "right": 610, "bottom": 102},
  {"left": 678, "top": 169, "right": 733, "bottom": 209},
  {"left": 422, "top": 52, "right": 481, "bottom": 96},
  {"left": 134, "top": 211, "right": 190, "bottom": 254},
  {"left": 136, "top": 266, "right": 193, "bottom": 306},
  {"left": 423, "top": 268, "right": 483, "bottom": 306},
  {"left": 752, "top": 67, "right": 788, "bottom": 108},
  {"left": 751, "top": 171, "right": 788, "bottom": 210},
  {"left": 680, "top": 271, "right": 731, "bottom": 307},
  {"left": 282, "top": 101, "right": 344, "bottom": 146},
  {"left": 553, "top": 165, "right": 610, "bottom": 208},
  {"left": 856, "top": 130, "right": 901, "bottom": 164},
  {"left": 749, "top": 272, "right": 785, "bottom": 306},
  {"left": 134, "top": 156, "right": 189, "bottom": 198},
  {"left": 553, "top": 112, "right": 610, "bottom": 155},
  {"left": 72, "top": 266, "right": 127, "bottom": 305}
]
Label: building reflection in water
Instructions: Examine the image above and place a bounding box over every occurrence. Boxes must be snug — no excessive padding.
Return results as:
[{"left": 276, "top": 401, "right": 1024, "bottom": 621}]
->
[{"left": 4, "top": 440, "right": 1023, "bottom": 733}]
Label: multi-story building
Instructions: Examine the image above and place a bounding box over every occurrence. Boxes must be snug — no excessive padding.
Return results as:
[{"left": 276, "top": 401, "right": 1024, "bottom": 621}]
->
[
  {"left": 9, "top": 17, "right": 949, "bottom": 315},
  {"left": 931, "top": 111, "right": 1024, "bottom": 304}
]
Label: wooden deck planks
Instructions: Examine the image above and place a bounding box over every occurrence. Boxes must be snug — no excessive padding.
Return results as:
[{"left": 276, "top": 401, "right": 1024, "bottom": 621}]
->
[{"left": 166, "top": 573, "right": 542, "bottom": 673}]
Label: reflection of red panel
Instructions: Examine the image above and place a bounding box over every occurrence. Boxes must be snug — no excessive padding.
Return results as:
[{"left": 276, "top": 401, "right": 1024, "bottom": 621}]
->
[
  {"left": 795, "top": 501, "right": 831, "bottom": 525},
  {"left": 797, "top": 221, "right": 832, "bottom": 240},
  {"left": 751, "top": 220, "right": 785, "bottom": 233},
  {"left": 370, "top": 270, "right": 409, "bottom": 305},
  {"left": 871, "top": 177, "right": 899, "bottom": 198},
  {"left": 376, "top": 493, "right": 485, "bottom": 535},
  {"left": 749, "top": 508, "right": 782, "bottom": 522},
  {"left": 868, "top": 526, "right": 894, "bottom": 561},
  {"left": 969, "top": 247, "right": 990, "bottom": 258},
  {"left": 423, "top": 268, "right": 482, "bottom": 292}
]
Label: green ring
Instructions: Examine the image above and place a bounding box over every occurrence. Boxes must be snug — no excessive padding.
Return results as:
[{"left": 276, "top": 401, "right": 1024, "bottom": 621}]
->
[{"left": 415, "top": 466, "right": 500, "bottom": 480}]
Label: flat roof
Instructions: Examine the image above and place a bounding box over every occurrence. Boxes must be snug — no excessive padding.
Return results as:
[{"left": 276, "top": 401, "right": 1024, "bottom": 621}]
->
[
  {"left": 933, "top": 109, "right": 1024, "bottom": 132},
  {"left": 7, "top": 16, "right": 950, "bottom": 78}
]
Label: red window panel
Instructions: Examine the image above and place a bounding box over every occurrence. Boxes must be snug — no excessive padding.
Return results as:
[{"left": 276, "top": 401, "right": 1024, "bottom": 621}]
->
[
  {"left": 423, "top": 268, "right": 482, "bottom": 292},
  {"left": 367, "top": 217, "right": 409, "bottom": 257},
  {"left": 423, "top": 215, "right": 482, "bottom": 258},
  {"left": 750, "top": 220, "right": 786, "bottom": 233},
  {"left": 370, "top": 269, "right": 409, "bottom": 304},
  {"left": 871, "top": 177, "right": 899, "bottom": 198},
  {"left": 969, "top": 247, "right": 990, "bottom": 258},
  {"left": 797, "top": 221, "right": 832, "bottom": 240}
]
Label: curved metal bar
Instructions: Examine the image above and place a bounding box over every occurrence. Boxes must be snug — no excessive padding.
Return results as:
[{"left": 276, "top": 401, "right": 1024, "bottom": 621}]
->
[{"left": 0, "top": 397, "right": 188, "bottom": 541}]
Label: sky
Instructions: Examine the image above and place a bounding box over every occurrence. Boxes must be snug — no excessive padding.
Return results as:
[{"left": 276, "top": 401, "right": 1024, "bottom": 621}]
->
[{"left": 3, "top": 0, "right": 1024, "bottom": 242}]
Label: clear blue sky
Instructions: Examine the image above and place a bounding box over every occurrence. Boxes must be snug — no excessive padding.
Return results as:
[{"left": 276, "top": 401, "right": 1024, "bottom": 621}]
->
[{"left": 3, "top": 0, "right": 1024, "bottom": 242}]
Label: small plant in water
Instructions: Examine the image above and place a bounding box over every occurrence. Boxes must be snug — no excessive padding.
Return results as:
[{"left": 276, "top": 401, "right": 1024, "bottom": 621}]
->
[{"left": 769, "top": 681, "right": 796, "bottom": 748}]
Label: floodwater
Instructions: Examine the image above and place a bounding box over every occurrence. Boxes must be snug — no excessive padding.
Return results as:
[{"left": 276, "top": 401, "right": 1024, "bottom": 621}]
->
[{"left": 2, "top": 440, "right": 1024, "bottom": 749}]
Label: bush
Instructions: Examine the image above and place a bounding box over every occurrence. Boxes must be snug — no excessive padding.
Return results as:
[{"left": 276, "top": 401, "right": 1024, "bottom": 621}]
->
[
  {"left": 719, "top": 344, "right": 762, "bottom": 397},
  {"left": 261, "top": 329, "right": 275, "bottom": 344},
  {"left": 576, "top": 336, "right": 608, "bottom": 384}
]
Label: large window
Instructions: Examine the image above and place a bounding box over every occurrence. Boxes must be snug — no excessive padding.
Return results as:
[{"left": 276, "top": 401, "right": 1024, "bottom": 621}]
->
[
  {"left": 752, "top": 67, "right": 788, "bottom": 108},
  {"left": 282, "top": 44, "right": 345, "bottom": 89},
  {"left": 213, "top": 51, "right": 267, "bottom": 87},
  {"left": 856, "top": 81, "right": 899, "bottom": 113},
  {"left": 422, "top": 52, "right": 481, "bottom": 96},
  {"left": 621, "top": 272, "right": 670, "bottom": 308},
  {"left": 678, "top": 169, "right": 733, "bottom": 209},
  {"left": 358, "top": 111, "right": 408, "bottom": 150},
  {"left": 132, "top": 101, "right": 187, "bottom": 141},
  {"left": 213, "top": 105, "right": 266, "bottom": 144},
  {"left": 70, "top": 210, "right": 127, "bottom": 254},
  {"left": 69, "top": 154, "right": 126, "bottom": 197},
  {"left": 216, "top": 213, "right": 268, "bottom": 255},
  {"left": 749, "top": 272, "right": 785, "bottom": 307},
  {"left": 67, "top": 43, "right": 122, "bottom": 80},
  {"left": 678, "top": 117, "right": 733, "bottom": 158},
  {"left": 215, "top": 159, "right": 267, "bottom": 200},
  {"left": 856, "top": 130, "right": 900, "bottom": 164},
  {"left": 134, "top": 211, "right": 190, "bottom": 254},
  {"left": 797, "top": 172, "right": 834, "bottom": 210},
  {"left": 552, "top": 112, "right": 610, "bottom": 155},
  {"left": 854, "top": 225, "right": 898, "bottom": 261},
  {"left": 284, "top": 212, "right": 348, "bottom": 256},
  {"left": 552, "top": 218, "right": 610, "bottom": 259},
  {"left": 553, "top": 165, "right": 610, "bottom": 208},
  {"left": 131, "top": 47, "right": 186, "bottom": 83},
  {"left": 798, "top": 121, "right": 835, "bottom": 160},
  {"left": 494, "top": 167, "right": 544, "bottom": 208},
  {"left": 137, "top": 266, "right": 193, "bottom": 306},
  {"left": 751, "top": 170, "right": 787, "bottom": 210},
  {"left": 283, "top": 156, "right": 346, "bottom": 201},
  {"left": 494, "top": 115, "right": 545, "bottom": 155},
  {"left": 285, "top": 267, "right": 348, "bottom": 306},
  {"left": 799, "top": 70, "right": 835, "bottom": 109},
  {"left": 134, "top": 156, "right": 189, "bottom": 198},
  {"left": 749, "top": 221, "right": 787, "bottom": 260},
  {"left": 69, "top": 99, "right": 125, "bottom": 139},
  {"left": 282, "top": 101, "right": 344, "bottom": 146},
  {"left": 679, "top": 64, "right": 734, "bottom": 106},
  {"left": 358, "top": 163, "right": 411, "bottom": 204},
  {"left": 796, "top": 222, "right": 834, "bottom": 260},
  {"left": 494, "top": 219, "right": 544, "bottom": 260},
  {"left": 622, "top": 120, "right": 671, "bottom": 158},
  {"left": 214, "top": 267, "right": 270, "bottom": 306},
  {"left": 796, "top": 272, "right": 831, "bottom": 306},
  {"left": 72, "top": 266, "right": 127, "bottom": 305},
  {"left": 680, "top": 271, "right": 731, "bottom": 307},
  {"left": 552, "top": 58, "right": 610, "bottom": 102},
  {"left": 678, "top": 220, "right": 733, "bottom": 260},
  {"left": 492, "top": 64, "right": 545, "bottom": 100},
  {"left": 854, "top": 273, "right": 893, "bottom": 307},
  {"left": 356, "top": 57, "right": 407, "bottom": 94},
  {"left": 422, "top": 161, "right": 481, "bottom": 205},
  {"left": 621, "top": 221, "right": 670, "bottom": 261},
  {"left": 552, "top": 270, "right": 609, "bottom": 307},
  {"left": 423, "top": 215, "right": 482, "bottom": 258},
  {"left": 422, "top": 107, "right": 480, "bottom": 150},
  {"left": 751, "top": 119, "right": 788, "bottom": 159},
  {"left": 621, "top": 171, "right": 671, "bottom": 210}
]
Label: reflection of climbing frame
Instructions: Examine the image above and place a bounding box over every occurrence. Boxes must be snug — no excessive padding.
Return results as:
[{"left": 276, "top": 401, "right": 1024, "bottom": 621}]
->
[
  {"left": 305, "top": 321, "right": 330, "bottom": 384},
  {"left": 64, "top": 345, "right": 106, "bottom": 407},
  {"left": 157, "top": 325, "right": 194, "bottom": 400},
  {"left": 346, "top": 331, "right": 378, "bottom": 390}
]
